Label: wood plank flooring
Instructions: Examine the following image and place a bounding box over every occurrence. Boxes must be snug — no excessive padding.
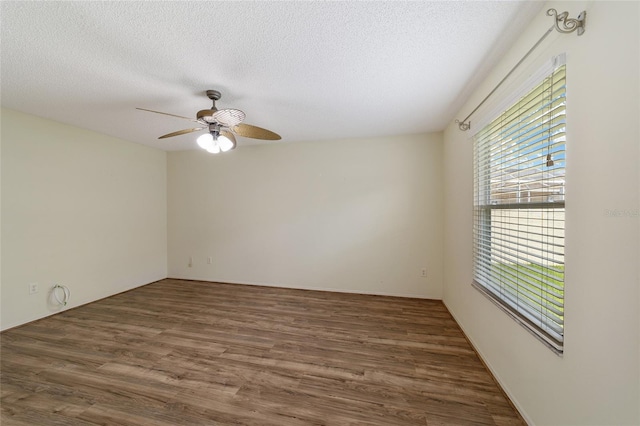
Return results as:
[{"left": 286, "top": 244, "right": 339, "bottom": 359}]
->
[{"left": 1, "top": 279, "right": 525, "bottom": 425}]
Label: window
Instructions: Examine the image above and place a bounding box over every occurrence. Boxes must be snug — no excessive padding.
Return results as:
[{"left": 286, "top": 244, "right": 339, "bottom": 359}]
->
[{"left": 473, "top": 62, "right": 566, "bottom": 354}]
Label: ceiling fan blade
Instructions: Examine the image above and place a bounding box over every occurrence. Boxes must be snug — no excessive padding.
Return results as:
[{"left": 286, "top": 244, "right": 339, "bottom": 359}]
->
[
  {"left": 137, "top": 108, "right": 199, "bottom": 122},
  {"left": 232, "top": 123, "right": 281, "bottom": 140},
  {"left": 213, "top": 109, "right": 245, "bottom": 127},
  {"left": 158, "top": 128, "right": 204, "bottom": 139}
]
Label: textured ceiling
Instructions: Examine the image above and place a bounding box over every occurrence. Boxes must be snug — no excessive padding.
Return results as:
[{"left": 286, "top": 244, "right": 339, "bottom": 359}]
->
[{"left": 1, "top": 1, "right": 543, "bottom": 151}]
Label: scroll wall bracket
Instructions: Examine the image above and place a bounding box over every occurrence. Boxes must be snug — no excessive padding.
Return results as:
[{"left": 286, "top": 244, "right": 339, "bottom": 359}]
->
[
  {"left": 455, "top": 9, "right": 587, "bottom": 131},
  {"left": 548, "top": 8, "right": 586, "bottom": 36}
]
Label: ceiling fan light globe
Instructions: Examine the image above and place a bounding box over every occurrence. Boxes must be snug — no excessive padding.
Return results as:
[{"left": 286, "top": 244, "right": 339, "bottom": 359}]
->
[
  {"left": 219, "top": 137, "right": 234, "bottom": 152},
  {"left": 206, "top": 144, "right": 221, "bottom": 154},
  {"left": 218, "top": 131, "right": 236, "bottom": 152},
  {"left": 197, "top": 133, "right": 214, "bottom": 150}
]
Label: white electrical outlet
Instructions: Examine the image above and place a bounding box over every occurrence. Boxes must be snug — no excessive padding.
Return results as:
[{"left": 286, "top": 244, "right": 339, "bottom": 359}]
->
[
  {"left": 421, "top": 268, "right": 427, "bottom": 278},
  {"left": 207, "top": 257, "right": 212, "bottom": 264},
  {"left": 29, "top": 283, "right": 39, "bottom": 295}
]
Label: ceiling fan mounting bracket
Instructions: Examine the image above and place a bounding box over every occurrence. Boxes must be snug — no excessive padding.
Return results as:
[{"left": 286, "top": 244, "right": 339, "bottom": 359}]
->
[{"left": 206, "top": 90, "right": 221, "bottom": 101}]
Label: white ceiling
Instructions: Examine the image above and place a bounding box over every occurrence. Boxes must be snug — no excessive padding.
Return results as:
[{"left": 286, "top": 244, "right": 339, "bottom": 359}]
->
[{"left": 1, "top": 1, "right": 543, "bottom": 151}]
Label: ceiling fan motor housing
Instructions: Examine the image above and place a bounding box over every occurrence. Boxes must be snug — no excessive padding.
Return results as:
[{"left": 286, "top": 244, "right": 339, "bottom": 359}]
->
[
  {"left": 197, "top": 109, "right": 217, "bottom": 124},
  {"left": 197, "top": 108, "right": 246, "bottom": 128}
]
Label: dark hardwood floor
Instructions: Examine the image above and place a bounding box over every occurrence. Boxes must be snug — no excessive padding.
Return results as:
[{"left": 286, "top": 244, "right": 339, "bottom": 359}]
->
[{"left": 1, "top": 279, "right": 524, "bottom": 425}]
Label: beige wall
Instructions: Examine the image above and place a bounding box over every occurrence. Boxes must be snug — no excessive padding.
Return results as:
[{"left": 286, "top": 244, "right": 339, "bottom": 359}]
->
[
  {"left": 168, "top": 133, "right": 443, "bottom": 299},
  {"left": 1, "top": 109, "right": 168, "bottom": 330},
  {"left": 443, "top": 1, "right": 639, "bottom": 425}
]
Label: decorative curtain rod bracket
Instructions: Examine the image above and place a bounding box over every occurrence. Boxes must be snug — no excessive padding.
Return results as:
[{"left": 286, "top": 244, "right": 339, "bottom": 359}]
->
[
  {"left": 548, "top": 9, "right": 586, "bottom": 36},
  {"left": 455, "top": 120, "right": 471, "bottom": 131},
  {"left": 455, "top": 9, "right": 587, "bottom": 131}
]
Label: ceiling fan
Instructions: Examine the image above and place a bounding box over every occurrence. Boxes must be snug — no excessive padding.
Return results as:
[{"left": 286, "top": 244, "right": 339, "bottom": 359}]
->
[{"left": 137, "top": 90, "right": 281, "bottom": 154}]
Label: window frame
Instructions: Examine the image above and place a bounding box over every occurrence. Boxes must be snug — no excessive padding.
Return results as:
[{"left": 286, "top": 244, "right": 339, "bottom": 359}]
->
[{"left": 472, "top": 60, "right": 567, "bottom": 355}]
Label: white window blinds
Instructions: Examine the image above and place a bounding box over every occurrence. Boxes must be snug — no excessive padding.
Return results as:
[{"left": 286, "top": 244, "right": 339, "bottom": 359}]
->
[{"left": 473, "top": 63, "right": 566, "bottom": 354}]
